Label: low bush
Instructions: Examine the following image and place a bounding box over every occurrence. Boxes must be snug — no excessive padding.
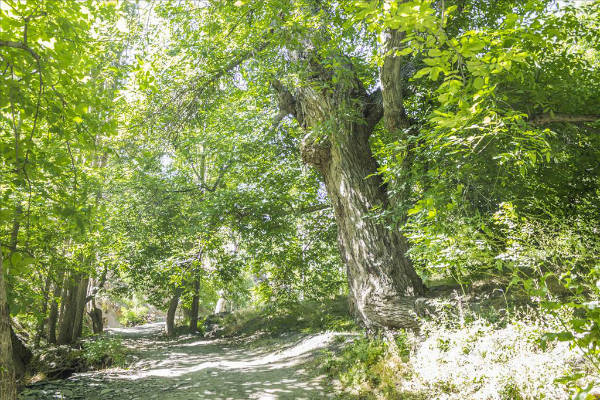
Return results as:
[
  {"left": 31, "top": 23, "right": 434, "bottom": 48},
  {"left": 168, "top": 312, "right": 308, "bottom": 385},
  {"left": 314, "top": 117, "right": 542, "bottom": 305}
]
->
[
  {"left": 82, "top": 337, "right": 128, "bottom": 369},
  {"left": 119, "top": 306, "right": 150, "bottom": 327},
  {"left": 321, "top": 332, "right": 424, "bottom": 400}
]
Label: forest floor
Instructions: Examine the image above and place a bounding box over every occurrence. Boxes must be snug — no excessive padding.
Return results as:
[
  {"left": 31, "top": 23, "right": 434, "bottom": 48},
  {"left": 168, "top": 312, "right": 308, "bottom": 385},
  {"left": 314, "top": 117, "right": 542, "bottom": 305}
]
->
[{"left": 19, "top": 323, "right": 352, "bottom": 400}]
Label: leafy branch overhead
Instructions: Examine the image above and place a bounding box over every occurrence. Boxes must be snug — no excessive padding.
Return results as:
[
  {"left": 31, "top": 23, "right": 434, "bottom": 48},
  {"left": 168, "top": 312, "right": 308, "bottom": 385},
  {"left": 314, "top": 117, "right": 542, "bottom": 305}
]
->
[{"left": 0, "top": 0, "right": 599, "bottom": 398}]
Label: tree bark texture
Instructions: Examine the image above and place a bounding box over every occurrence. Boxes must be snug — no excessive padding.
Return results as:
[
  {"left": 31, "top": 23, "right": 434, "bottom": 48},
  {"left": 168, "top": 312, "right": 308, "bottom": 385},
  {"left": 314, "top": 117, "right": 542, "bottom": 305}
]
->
[
  {"left": 0, "top": 251, "right": 17, "bottom": 400},
  {"left": 189, "top": 279, "right": 200, "bottom": 333},
  {"left": 382, "top": 30, "right": 412, "bottom": 134},
  {"left": 47, "top": 269, "right": 64, "bottom": 344},
  {"left": 274, "top": 51, "right": 424, "bottom": 329},
  {"left": 57, "top": 272, "right": 81, "bottom": 345},
  {"left": 71, "top": 276, "right": 89, "bottom": 341},
  {"left": 166, "top": 288, "right": 183, "bottom": 337}
]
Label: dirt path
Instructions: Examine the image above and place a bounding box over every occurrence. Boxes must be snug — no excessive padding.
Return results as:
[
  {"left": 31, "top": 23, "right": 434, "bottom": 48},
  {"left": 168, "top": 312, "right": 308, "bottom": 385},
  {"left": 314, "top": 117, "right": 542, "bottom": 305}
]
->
[{"left": 20, "top": 323, "right": 349, "bottom": 400}]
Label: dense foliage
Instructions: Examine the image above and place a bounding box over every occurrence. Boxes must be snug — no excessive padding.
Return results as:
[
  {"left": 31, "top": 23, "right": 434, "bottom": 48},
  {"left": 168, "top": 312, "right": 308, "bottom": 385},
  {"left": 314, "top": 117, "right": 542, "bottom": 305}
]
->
[{"left": 1, "top": 0, "right": 599, "bottom": 398}]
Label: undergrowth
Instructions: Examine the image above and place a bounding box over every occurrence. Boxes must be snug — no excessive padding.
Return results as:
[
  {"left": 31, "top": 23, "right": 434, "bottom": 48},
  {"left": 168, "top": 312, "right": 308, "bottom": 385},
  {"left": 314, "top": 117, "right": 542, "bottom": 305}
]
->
[
  {"left": 319, "top": 308, "right": 598, "bottom": 399},
  {"left": 216, "top": 295, "right": 357, "bottom": 338},
  {"left": 81, "top": 337, "right": 129, "bottom": 369}
]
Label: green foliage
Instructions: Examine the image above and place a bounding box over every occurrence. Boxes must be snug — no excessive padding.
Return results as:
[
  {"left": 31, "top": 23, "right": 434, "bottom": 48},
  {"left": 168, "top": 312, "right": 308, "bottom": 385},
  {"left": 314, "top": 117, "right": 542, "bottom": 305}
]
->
[
  {"left": 215, "top": 296, "right": 356, "bottom": 338},
  {"left": 499, "top": 380, "right": 524, "bottom": 400},
  {"left": 324, "top": 337, "right": 386, "bottom": 388},
  {"left": 349, "top": 0, "right": 600, "bottom": 393},
  {"left": 2, "top": 0, "right": 599, "bottom": 396},
  {"left": 1, "top": 0, "right": 126, "bottom": 341},
  {"left": 82, "top": 337, "right": 128, "bottom": 369},
  {"left": 322, "top": 333, "right": 419, "bottom": 399},
  {"left": 119, "top": 306, "right": 150, "bottom": 327},
  {"left": 496, "top": 212, "right": 600, "bottom": 392}
]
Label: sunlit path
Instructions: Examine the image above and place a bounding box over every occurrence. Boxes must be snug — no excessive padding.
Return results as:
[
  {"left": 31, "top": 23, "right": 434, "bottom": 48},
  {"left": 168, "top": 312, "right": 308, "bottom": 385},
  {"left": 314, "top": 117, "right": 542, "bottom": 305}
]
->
[{"left": 22, "top": 324, "right": 348, "bottom": 400}]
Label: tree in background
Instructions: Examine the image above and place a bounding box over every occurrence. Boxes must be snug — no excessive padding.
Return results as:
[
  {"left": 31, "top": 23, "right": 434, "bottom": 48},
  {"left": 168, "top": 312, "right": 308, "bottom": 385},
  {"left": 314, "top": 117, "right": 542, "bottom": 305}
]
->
[
  {"left": 0, "top": 250, "right": 15, "bottom": 400},
  {"left": 0, "top": 0, "right": 125, "bottom": 370}
]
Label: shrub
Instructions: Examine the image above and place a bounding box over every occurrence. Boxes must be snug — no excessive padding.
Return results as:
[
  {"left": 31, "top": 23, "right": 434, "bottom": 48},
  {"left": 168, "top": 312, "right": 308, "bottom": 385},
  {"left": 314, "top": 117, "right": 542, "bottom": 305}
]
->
[
  {"left": 322, "top": 333, "right": 416, "bottom": 398},
  {"left": 82, "top": 337, "right": 128, "bottom": 369},
  {"left": 119, "top": 305, "right": 149, "bottom": 327}
]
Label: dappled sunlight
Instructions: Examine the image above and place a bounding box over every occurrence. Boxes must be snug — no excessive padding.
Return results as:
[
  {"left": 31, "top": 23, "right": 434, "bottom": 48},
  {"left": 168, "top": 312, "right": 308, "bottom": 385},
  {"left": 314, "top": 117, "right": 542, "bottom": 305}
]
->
[
  {"left": 107, "top": 322, "right": 166, "bottom": 337},
  {"left": 117, "top": 332, "right": 342, "bottom": 379},
  {"left": 56, "top": 324, "right": 340, "bottom": 399}
]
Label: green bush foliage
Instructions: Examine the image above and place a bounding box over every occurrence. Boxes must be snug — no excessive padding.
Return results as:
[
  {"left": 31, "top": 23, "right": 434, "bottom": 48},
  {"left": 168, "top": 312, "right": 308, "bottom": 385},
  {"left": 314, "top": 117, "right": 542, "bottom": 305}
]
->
[
  {"left": 82, "top": 338, "right": 128, "bottom": 369},
  {"left": 119, "top": 306, "right": 150, "bottom": 327},
  {"left": 321, "top": 333, "right": 423, "bottom": 399}
]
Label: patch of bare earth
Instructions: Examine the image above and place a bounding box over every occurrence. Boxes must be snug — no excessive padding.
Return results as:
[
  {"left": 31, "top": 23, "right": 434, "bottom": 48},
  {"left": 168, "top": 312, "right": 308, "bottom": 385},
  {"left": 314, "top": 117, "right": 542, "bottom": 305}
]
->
[{"left": 20, "top": 323, "right": 351, "bottom": 400}]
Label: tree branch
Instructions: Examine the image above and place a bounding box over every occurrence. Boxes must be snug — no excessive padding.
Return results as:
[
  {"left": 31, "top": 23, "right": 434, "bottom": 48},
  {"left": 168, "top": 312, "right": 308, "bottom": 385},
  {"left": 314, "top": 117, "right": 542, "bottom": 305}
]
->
[
  {"left": 272, "top": 79, "right": 301, "bottom": 125},
  {"left": 365, "top": 88, "right": 384, "bottom": 132},
  {"left": 0, "top": 40, "right": 40, "bottom": 62},
  {"left": 296, "top": 203, "right": 331, "bottom": 215},
  {"left": 530, "top": 113, "right": 600, "bottom": 125},
  {"left": 178, "top": 40, "right": 271, "bottom": 123},
  {"left": 206, "top": 161, "right": 230, "bottom": 192}
]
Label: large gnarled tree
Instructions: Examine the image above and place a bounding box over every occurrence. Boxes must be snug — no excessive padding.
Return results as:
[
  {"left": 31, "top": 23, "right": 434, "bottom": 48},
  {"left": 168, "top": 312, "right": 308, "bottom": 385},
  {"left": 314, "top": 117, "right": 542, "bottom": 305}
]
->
[{"left": 272, "top": 44, "right": 424, "bottom": 329}]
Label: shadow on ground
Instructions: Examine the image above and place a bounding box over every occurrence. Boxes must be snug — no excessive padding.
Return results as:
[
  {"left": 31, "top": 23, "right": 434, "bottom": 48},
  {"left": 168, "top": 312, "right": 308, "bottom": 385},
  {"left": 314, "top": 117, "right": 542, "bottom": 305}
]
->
[{"left": 21, "top": 323, "right": 353, "bottom": 400}]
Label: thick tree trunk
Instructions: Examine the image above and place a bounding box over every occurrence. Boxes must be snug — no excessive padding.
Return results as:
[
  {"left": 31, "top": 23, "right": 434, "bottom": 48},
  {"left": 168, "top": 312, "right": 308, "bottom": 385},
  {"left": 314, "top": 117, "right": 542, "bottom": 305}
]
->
[
  {"left": 166, "top": 288, "right": 182, "bottom": 337},
  {"left": 57, "top": 272, "right": 80, "bottom": 344},
  {"left": 71, "top": 276, "right": 90, "bottom": 341},
  {"left": 274, "top": 55, "right": 424, "bottom": 329},
  {"left": 47, "top": 269, "right": 64, "bottom": 344},
  {"left": 303, "top": 122, "right": 424, "bottom": 329},
  {"left": 11, "top": 326, "right": 32, "bottom": 378},
  {"left": 189, "top": 279, "right": 200, "bottom": 333},
  {"left": 0, "top": 251, "right": 17, "bottom": 400}
]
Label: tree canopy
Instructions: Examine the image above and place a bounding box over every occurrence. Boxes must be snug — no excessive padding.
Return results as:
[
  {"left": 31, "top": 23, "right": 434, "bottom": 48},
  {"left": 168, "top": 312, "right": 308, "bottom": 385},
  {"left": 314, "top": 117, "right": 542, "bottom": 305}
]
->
[{"left": 1, "top": 0, "right": 599, "bottom": 398}]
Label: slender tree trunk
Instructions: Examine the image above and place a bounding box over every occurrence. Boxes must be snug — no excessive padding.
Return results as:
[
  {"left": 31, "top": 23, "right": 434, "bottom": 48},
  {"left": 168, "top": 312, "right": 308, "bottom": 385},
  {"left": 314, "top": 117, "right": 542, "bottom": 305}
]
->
[
  {"left": 89, "top": 297, "right": 103, "bottom": 334},
  {"left": 57, "top": 272, "right": 80, "bottom": 344},
  {"left": 381, "top": 29, "right": 419, "bottom": 208},
  {"left": 0, "top": 251, "right": 17, "bottom": 400},
  {"left": 273, "top": 55, "right": 424, "bottom": 329},
  {"left": 34, "top": 270, "right": 52, "bottom": 347},
  {"left": 166, "top": 288, "right": 182, "bottom": 337},
  {"left": 71, "top": 276, "right": 89, "bottom": 341},
  {"left": 87, "top": 267, "right": 108, "bottom": 335},
  {"left": 189, "top": 279, "right": 200, "bottom": 333},
  {"left": 47, "top": 269, "right": 64, "bottom": 344},
  {"left": 8, "top": 204, "right": 22, "bottom": 254}
]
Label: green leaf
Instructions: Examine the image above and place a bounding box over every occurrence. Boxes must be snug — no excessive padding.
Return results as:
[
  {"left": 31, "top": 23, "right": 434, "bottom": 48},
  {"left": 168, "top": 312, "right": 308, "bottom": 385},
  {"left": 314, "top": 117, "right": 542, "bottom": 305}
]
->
[{"left": 472, "top": 77, "right": 484, "bottom": 90}]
